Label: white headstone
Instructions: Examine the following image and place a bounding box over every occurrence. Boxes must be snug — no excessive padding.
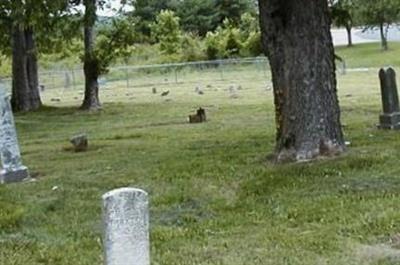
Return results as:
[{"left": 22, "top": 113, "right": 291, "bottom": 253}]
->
[
  {"left": 0, "top": 86, "right": 29, "bottom": 184},
  {"left": 102, "top": 187, "right": 150, "bottom": 265}
]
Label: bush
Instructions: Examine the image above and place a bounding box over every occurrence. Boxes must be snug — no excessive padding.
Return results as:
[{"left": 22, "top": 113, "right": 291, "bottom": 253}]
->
[
  {"left": 180, "top": 34, "right": 207, "bottom": 62},
  {"left": 205, "top": 32, "right": 223, "bottom": 60},
  {"left": 225, "top": 30, "right": 242, "bottom": 57},
  {"left": 204, "top": 20, "right": 244, "bottom": 60},
  {"left": 241, "top": 31, "right": 263, "bottom": 57},
  {"left": 151, "top": 10, "right": 183, "bottom": 55}
]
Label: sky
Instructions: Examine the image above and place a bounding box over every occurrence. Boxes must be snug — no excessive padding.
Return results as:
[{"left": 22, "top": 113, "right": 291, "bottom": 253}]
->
[
  {"left": 97, "top": 1, "right": 133, "bottom": 16},
  {"left": 77, "top": 1, "right": 134, "bottom": 17}
]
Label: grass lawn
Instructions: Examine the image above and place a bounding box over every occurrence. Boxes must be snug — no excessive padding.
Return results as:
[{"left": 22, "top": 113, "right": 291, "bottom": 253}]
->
[
  {"left": 1, "top": 43, "right": 400, "bottom": 265},
  {"left": 336, "top": 42, "right": 400, "bottom": 68}
]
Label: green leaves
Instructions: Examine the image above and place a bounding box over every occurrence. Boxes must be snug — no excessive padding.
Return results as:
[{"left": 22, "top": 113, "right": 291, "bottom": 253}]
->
[
  {"left": 95, "top": 16, "right": 137, "bottom": 73},
  {"left": 131, "top": 0, "right": 256, "bottom": 38},
  {"left": 151, "top": 10, "right": 182, "bottom": 55},
  {"left": 330, "top": 0, "right": 354, "bottom": 28},
  {"left": 204, "top": 13, "right": 262, "bottom": 60},
  {"left": 356, "top": 0, "right": 400, "bottom": 26}
]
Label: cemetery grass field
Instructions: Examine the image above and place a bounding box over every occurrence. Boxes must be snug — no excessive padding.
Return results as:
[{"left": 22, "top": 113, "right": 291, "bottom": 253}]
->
[{"left": 2, "top": 43, "right": 400, "bottom": 265}]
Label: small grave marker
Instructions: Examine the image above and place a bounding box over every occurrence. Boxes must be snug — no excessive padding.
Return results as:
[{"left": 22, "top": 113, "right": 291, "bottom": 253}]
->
[
  {"left": 378, "top": 67, "right": 400, "bottom": 129},
  {"left": 102, "top": 187, "right": 150, "bottom": 265}
]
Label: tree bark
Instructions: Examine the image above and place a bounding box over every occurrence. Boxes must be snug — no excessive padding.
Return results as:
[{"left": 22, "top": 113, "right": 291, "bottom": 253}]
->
[
  {"left": 346, "top": 24, "right": 353, "bottom": 47},
  {"left": 25, "top": 27, "right": 41, "bottom": 107},
  {"left": 258, "top": 0, "right": 345, "bottom": 162},
  {"left": 379, "top": 22, "right": 388, "bottom": 51},
  {"left": 11, "top": 25, "right": 42, "bottom": 112},
  {"left": 81, "top": 0, "right": 101, "bottom": 110}
]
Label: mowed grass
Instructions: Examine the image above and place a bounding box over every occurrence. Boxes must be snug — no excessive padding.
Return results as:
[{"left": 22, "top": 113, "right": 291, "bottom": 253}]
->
[
  {"left": 336, "top": 41, "right": 400, "bottom": 68},
  {"left": 1, "top": 43, "right": 400, "bottom": 265}
]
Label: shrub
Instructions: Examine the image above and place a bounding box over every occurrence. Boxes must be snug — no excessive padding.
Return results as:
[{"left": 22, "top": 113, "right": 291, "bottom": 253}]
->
[
  {"left": 241, "top": 31, "right": 263, "bottom": 57},
  {"left": 180, "top": 34, "right": 207, "bottom": 62},
  {"left": 151, "top": 10, "right": 183, "bottom": 55}
]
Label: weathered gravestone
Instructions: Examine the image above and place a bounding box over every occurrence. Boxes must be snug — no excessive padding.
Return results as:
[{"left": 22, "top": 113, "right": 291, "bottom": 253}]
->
[
  {"left": 70, "top": 134, "right": 88, "bottom": 152},
  {"left": 0, "top": 87, "right": 30, "bottom": 184},
  {"left": 189, "top": 108, "right": 206, "bottom": 123},
  {"left": 102, "top": 188, "right": 150, "bottom": 265},
  {"left": 378, "top": 67, "right": 400, "bottom": 129}
]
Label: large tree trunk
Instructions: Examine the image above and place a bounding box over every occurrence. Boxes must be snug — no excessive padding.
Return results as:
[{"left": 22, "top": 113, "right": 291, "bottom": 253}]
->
[
  {"left": 258, "top": 0, "right": 345, "bottom": 162},
  {"left": 81, "top": 0, "right": 101, "bottom": 110},
  {"left": 346, "top": 23, "right": 353, "bottom": 47},
  {"left": 11, "top": 25, "right": 42, "bottom": 112}
]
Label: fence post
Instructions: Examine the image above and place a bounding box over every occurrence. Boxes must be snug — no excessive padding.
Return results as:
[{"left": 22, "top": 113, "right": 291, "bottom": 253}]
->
[
  {"left": 71, "top": 69, "right": 77, "bottom": 90},
  {"left": 51, "top": 73, "right": 56, "bottom": 90},
  {"left": 125, "top": 67, "right": 130, "bottom": 88},
  {"left": 174, "top": 67, "right": 178, "bottom": 83},
  {"left": 262, "top": 58, "right": 267, "bottom": 77},
  {"left": 219, "top": 60, "right": 224, "bottom": 80}
]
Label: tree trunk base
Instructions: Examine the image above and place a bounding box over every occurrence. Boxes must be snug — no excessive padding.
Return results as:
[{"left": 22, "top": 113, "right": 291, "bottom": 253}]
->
[
  {"left": 275, "top": 139, "right": 345, "bottom": 163},
  {"left": 79, "top": 102, "right": 102, "bottom": 111}
]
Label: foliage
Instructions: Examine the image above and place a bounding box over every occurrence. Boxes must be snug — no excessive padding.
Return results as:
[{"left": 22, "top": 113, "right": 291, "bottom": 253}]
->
[
  {"left": 0, "top": 0, "right": 71, "bottom": 54},
  {"left": 151, "top": 10, "right": 182, "bottom": 55},
  {"left": 95, "top": 16, "right": 137, "bottom": 74},
  {"left": 238, "top": 12, "right": 262, "bottom": 57},
  {"left": 356, "top": 0, "right": 400, "bottom": 26},
  {"left": 214, "top": 0, "right": 256, "bottom": 25},
  {"left": 175, "top": 0, "right": 218, "bottom": 36},
  {"left": 130, "top": 0, "right": 179, "bottom": 38},
  {"left": 239, "top": 12, "right": 260, "bottom": 39},
  {"left": 180, "top": 33, "right": 207, "bottom": 62},
  {"left": 131, "top": 0, "right": 256, "bottom": 38},
  {"left": 225, "top": 30, "right": 242, "bottom": 57},
  {"left": 205, "top": 31, "right": 223, "bottom": 60},
  {"left": 204, "top": 14, "right": 261, "bottom": 60},
  {"left": 241, "top": 31, "right": 263, "bottom": 57},
  {"left": 330, "top": 0, "right": 355, "bottom": 28},
  {"left": 355, "top": 0, "right": 400, "bottom": 50}
]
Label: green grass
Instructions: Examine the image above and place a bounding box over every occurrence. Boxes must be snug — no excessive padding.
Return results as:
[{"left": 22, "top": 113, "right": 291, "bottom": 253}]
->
[
  {"left": 336, "top": 42, "right": 400, "bottom": 68},
  {"left": 1, "top": 43, "right": 400, "bottom": 264}
]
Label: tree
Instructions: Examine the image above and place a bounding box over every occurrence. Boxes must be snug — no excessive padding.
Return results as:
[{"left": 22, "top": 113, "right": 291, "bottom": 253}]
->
[
  {"left": 151, "top": 10, "right": 182, "bottom": 55},
  {"left": 258, "top": 0, "right": 345, "bottom": 162},
  {"left": 239, "top": 12, "right": 262, "bottom": 56},
  {"left": 81, "top": 0, "right": 101, "bottom": 110},
  {"left": 0, "top": 1, "right": 69, "bottom": 111},
  {"left": 356, "top": 0, "right": 400, "bottom": 51},
  {"left": 175, "top": 0, "right": 218, "bottom": 37},
  {"left": 77, "top": 0, "right": 135, "bottom": 110},
  {"left": 131, "top": 0, "right": 256, "bottom": 38},
  {"left": 330, "top": 0, "right": 355, "bottom": 47},
  {"left": 215, "top": 0, "right": 255, "bottom": 25},
  {"left": 130, "top": 0, "right": 178, "bottom": 39}
]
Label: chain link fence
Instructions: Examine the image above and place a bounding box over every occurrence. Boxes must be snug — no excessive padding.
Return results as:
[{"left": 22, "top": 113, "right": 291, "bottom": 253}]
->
[
  {"left": 2, "top": 57, "right": 269, "bottom": 91},
  {"left": 0, "top": 56, "right": 352, "bottom": 103}
]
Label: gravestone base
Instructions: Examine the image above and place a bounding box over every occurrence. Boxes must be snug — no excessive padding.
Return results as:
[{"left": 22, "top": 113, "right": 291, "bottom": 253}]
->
[
  {"left": 378, "top": 112, "right": 400, "bottom": 129},
  {"left": 0, "top": 167, "right": 30, "bottom": 184}
]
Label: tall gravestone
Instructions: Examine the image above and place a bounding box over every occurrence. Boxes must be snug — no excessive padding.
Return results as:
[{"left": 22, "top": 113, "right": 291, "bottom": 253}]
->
[
  {"left": 378, "top": 67, "right": 400, "bottom": 129},
  {"left": 102, "top": 187, "right": 150, "bottom": 265},
  {"left": 0, "top": 87, "right": 29, "bottom": 184}
]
